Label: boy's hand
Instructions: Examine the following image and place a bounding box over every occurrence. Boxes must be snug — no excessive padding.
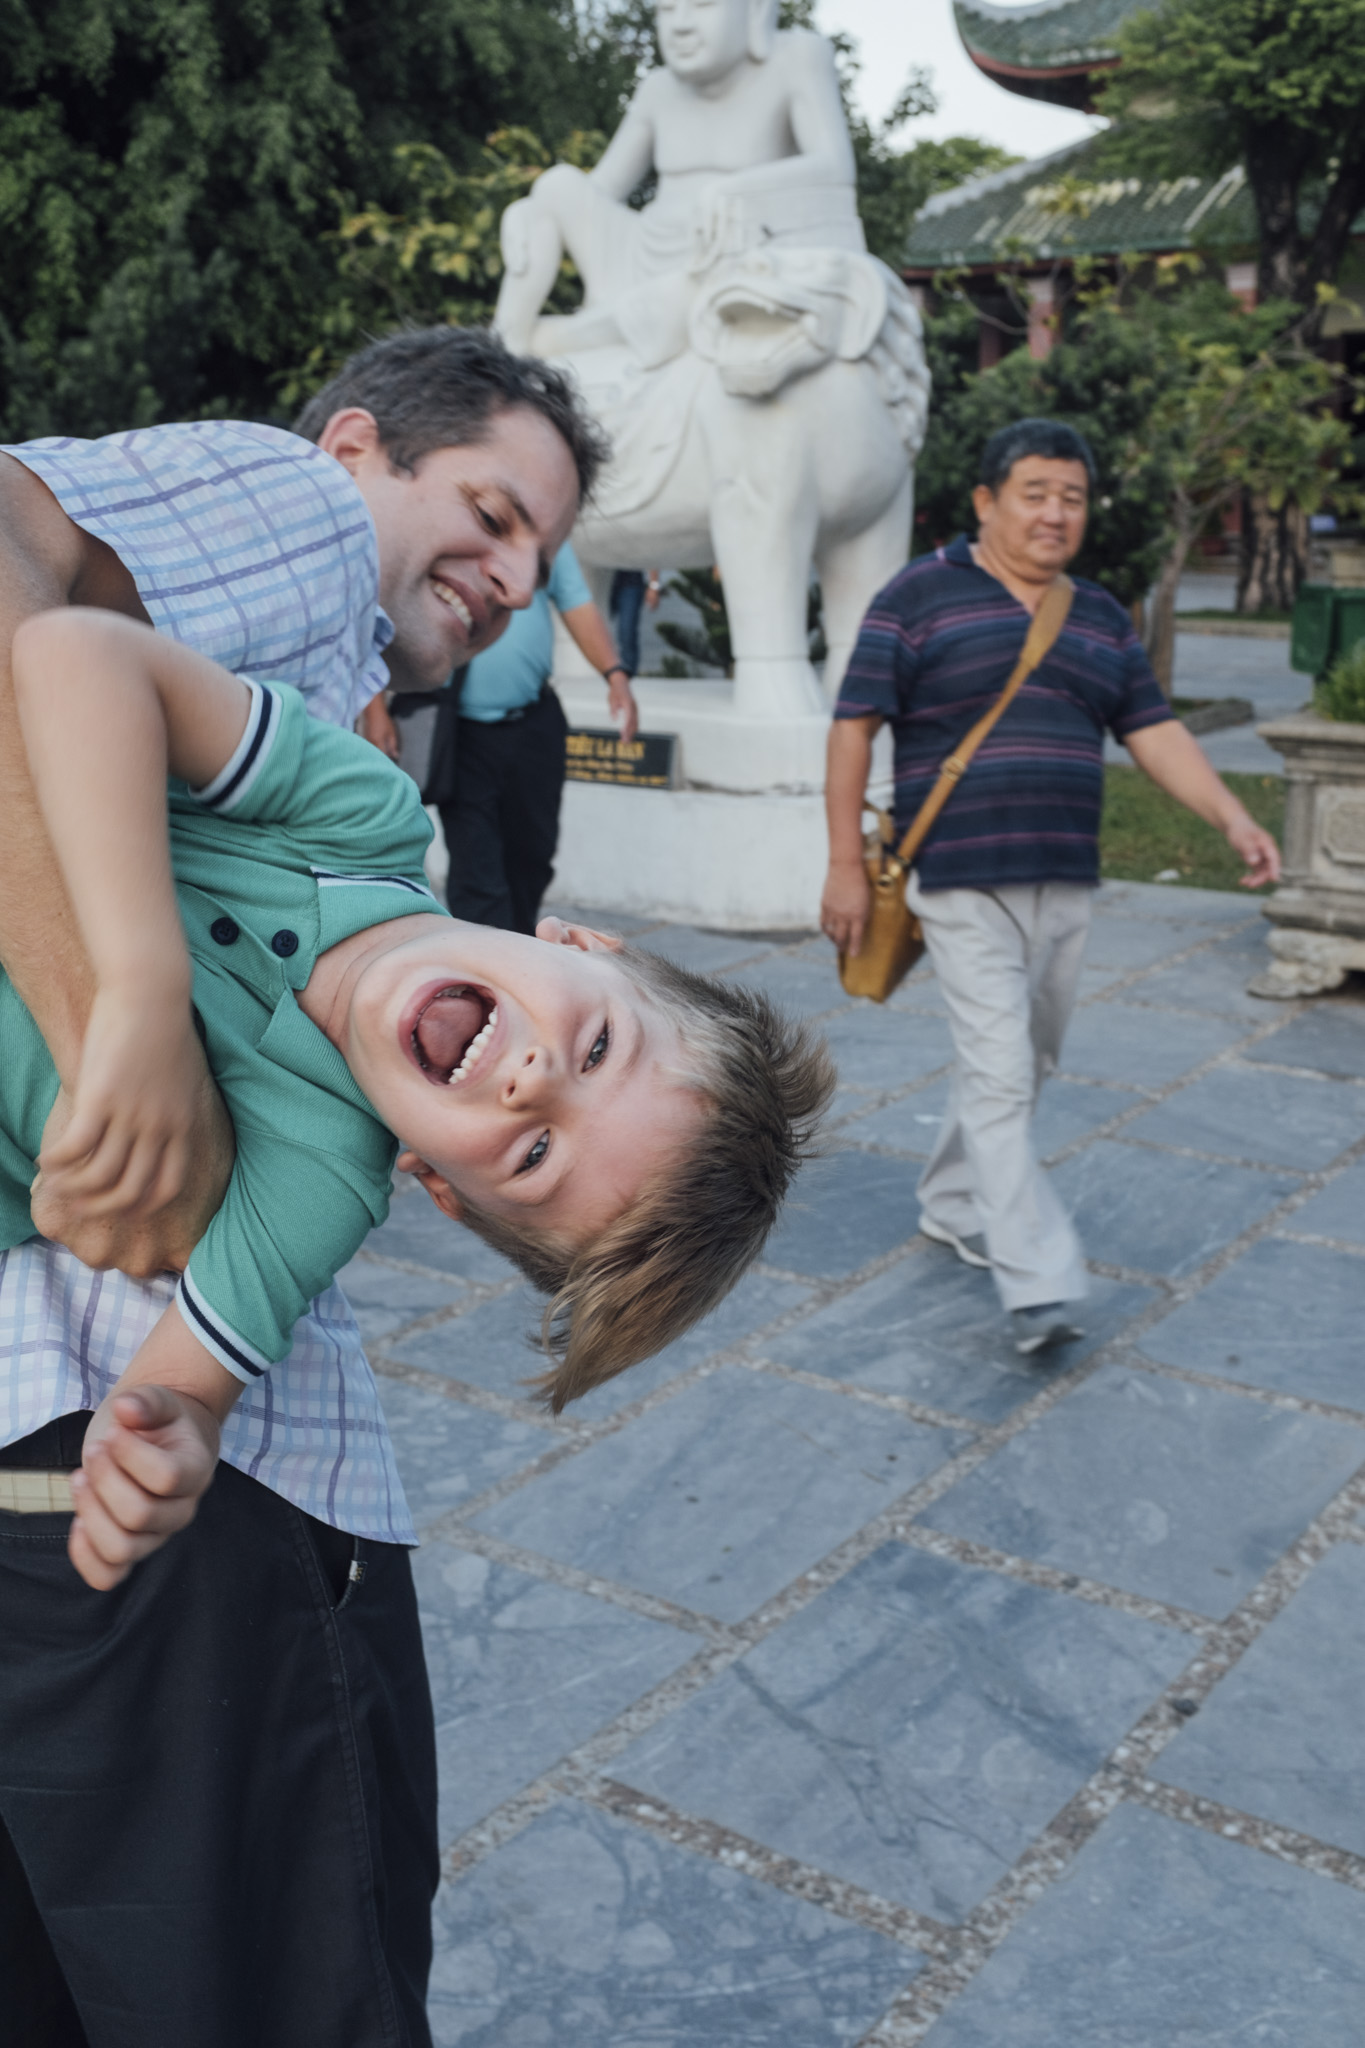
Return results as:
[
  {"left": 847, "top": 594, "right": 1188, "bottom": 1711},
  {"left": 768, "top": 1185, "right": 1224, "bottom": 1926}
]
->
[
  {"left": 37, "top": 985, "right": 205, "bottom": 1220},
  {"left": 69, "top": 1383, "right": 221, "bottom": 1591},
  {"left": 31, "top": 1062, "right": 234, "bottom": 1277}
]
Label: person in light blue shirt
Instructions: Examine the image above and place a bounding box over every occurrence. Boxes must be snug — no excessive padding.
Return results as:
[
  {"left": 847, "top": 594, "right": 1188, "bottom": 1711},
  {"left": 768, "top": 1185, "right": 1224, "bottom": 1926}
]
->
[{"left": 442, "top": 541, "right": 638, "bottom": 931}]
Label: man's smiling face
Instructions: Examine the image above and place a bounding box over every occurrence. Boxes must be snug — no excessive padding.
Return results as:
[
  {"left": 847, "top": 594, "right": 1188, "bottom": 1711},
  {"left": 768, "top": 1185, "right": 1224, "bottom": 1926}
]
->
[
  {"left": 318, "top": 915, "right": 704, "bottom": 1248},
  {"left": 320, "top": 403, "right": 581, "bottom": 688}
]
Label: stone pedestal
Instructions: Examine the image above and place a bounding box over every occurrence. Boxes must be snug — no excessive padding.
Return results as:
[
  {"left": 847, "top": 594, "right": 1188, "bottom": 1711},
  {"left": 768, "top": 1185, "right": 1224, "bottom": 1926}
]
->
[
  {"left": 1250, "top": 713, "right": 1365, "bottom": 996},
  {"left": 551, "top": 669, "right": 892, "bottom": 930}
]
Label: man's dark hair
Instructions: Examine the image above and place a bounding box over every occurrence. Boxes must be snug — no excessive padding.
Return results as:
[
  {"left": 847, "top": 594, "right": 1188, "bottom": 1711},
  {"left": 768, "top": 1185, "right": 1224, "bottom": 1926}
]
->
[
  {"left": 979, "top": 418, "right": 1098, "bottom": 493},
  {"left": 293, "top": 325, "right": 611, "bottom": 501}
]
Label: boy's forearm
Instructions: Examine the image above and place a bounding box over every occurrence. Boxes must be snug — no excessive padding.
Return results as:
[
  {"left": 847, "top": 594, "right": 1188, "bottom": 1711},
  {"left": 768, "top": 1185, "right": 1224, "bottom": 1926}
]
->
[
  {"left": 112, "top": 1303, "right": 245, "bottom": 1425},
  {"left": 825, "top": 716, "right": 877, "bottom": 867}
]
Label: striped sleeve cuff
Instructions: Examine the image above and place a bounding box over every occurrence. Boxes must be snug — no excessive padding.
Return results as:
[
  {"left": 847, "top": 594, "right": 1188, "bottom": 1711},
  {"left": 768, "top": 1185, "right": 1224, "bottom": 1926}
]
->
[
  {"left": 189, "top": 682, "right": 281, "bottom": 814},
  {"left": 177, "top": 1271, "right": 274, "bottom": 1384}
]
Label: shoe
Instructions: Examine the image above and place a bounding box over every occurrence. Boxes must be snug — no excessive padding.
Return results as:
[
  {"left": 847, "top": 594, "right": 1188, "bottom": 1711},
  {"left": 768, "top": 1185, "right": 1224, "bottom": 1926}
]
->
[
  {"left": 1012, "top": 1304, "right": 1084, "bottom": 1356},
  {"left": 919, "top": 1217, "right": 991, "bottom": 1269}
]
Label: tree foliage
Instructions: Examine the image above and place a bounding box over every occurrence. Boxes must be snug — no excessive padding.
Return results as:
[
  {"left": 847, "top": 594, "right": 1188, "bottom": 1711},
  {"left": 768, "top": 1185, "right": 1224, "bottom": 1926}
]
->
[
  {"left": 1097, "top": 0, "right": 1365, "bottom": 311},
  {"left": 0, "top": 0, "right": 646, "bottom": 438}
]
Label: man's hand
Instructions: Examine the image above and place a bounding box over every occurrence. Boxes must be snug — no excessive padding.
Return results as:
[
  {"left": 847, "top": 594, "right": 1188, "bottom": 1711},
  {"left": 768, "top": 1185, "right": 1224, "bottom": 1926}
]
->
[
  {"left": 821, "top": 858, "right": 872, "bottom": 957},
  {"left": 358, "top": 694, "right": 402, "bottom": 763},
  {"left": 608, "top": 670, "right": 639, "bottom": 743},
  {"left": 69, "top": 1382, "right": 221, "bottom": 1590},
  {"left": 1226, "top": 814, "right": 1281, "bottom": 889},
  {"left": 32, "top": 1059, "right": 234, "bottom": 1277}
]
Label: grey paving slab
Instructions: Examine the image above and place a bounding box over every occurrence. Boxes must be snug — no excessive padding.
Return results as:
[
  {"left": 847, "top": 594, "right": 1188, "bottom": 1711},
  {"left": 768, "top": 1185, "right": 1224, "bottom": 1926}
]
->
[
  {"left": 762, "top": 1252, "right": 1155, "bottom": 1425},
  {"left": 1068, "top": 915, "right": 1196, "bottom": 972},
  {"left": 633, "top": 923, "right": 774, "bottom": 974},
  {"left": 835, "top": 1078, "right": 949, "bottom": 1157},
  {"left": 884, "top": 968, "right": 949, "bottom": 1016},
  {"left": 919, "top": 1802, "right": 1365, "bottom": 2048},
  {"left": 1050, "top": 1139, "right": 1300, "bottom": 1279},
  {"left": 412, "top": 1543, "right": 695, "bottom": 1843},
  {"left": 1032, "top": 1077, "right": 1141, "bottom": 1158},
  {"left": 337, "top": 1254, "right": 471, "bottom": 1346},
  {"left": 1290, "top": 1161, "right": 1365, "bottom": 1243},
  {"left": 920, "top": 1361, "right": 1364, "bottom": 1618},
  {"left": 816, "top": 1006, "right": 956, "bottom": 1089},
  {"left": 836, "top": 1072, "right": 1137, "bottom": 1162},
  {"left": 1124, "top": 1063, "right": 1365, "bottom": 1170},
  {"left": 1155, "top": 1542, "right": 1365, "bottom": 1854},
  {"left": 471, "top": 1365, "right": 964, "bottom": 1623},
  {"left": 427, "top": 1803, "right": 917, "bottom": 2048},
  {"left": 614, "top": 1545, "right": 1190, "bottom": 1923},
  {"left": 1129, "top": 941, "right": 1284, "bottom": 1019},
  {"left": 764, "top": 1149, "right": 926, "bottom": 1278},
  {"left": 1122, "top": 886, "right": 1261, "bottom": 926},
  {"left": 719, "top": 947, "right": 854, "bottom": 1021},
  {"left": 364, "top": 1184, "right": 522, "bottom": 1285},
  {"left": 1138, "top": 1238, "right": 1365, "bottom": 1413},
  {"left": 1057, "top": 1000, "right": 1244, "bottom": 1088},
  {"left": 377, "top": 1381, "right": 555, "bottom": 1529},
  {"left": 572, "top": 1270, "right": 817, "bottom": 1422},
  {"left": 1244, "top": 1001, "right": 1365, "bottom": 1079}
]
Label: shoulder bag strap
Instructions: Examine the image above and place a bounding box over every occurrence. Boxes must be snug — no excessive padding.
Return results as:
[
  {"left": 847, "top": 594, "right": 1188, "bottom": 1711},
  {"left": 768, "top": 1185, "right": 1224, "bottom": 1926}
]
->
[{"left": 893, "top": 573, "right": 1075, "bottom": 867}]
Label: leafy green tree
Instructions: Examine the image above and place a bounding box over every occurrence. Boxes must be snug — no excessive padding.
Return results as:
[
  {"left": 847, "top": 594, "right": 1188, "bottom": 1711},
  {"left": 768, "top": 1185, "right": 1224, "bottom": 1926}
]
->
[
  {"left": 0, "top": 0, "right": 645, "bottom": 438},
  {"left": 1099, "top": 0, "right": 1365, "bottom": 313}
]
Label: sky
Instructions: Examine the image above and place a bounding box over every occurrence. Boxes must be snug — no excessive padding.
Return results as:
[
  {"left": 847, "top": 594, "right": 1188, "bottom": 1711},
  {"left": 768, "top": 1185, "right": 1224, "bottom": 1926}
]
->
[{"left": 816, "top": 0, "right": 1105, "bottom": 165}]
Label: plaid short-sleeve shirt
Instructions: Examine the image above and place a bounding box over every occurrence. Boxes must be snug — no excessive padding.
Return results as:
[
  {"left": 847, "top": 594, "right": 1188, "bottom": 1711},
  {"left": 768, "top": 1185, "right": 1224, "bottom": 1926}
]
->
[
  {"left": 0, "top": 421, "right": 415, "bottom": 1540},
  {"left": 835, "top": 536, "right": 1173, "bottom": 891}
]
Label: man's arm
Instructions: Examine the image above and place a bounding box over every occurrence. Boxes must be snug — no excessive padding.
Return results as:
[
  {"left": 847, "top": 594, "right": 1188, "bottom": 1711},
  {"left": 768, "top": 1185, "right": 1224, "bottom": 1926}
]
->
[
  {"left": 561, "top": 600, "right": 639, "bottom": 742},
  {"left": 1125, "top": 720, "right": 1281, "bottom": 888},
  {"left": 820, "top": 715, "right": 879, "bottom": 954},
  {"left": 0, "top": 457, "right": 233, "bottom": 1272}
]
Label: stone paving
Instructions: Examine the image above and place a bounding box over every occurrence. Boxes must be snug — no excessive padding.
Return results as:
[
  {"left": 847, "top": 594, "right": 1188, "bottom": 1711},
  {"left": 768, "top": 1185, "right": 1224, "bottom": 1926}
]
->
[{"left": 345, "top": 883, "right": 1365, "bottom": 2047}]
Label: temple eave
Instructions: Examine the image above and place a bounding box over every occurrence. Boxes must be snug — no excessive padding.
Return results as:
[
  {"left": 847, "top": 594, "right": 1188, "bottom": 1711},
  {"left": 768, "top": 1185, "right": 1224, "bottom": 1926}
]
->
[{"left": 962, "top": 47, "right": 1118, "bottom": 114}]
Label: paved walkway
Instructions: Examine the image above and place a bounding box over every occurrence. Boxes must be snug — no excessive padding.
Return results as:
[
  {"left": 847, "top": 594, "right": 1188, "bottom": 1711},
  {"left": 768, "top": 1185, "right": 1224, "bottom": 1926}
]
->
[{"left": 347, "top": 886, "right": 1365, "bottom": 2046}]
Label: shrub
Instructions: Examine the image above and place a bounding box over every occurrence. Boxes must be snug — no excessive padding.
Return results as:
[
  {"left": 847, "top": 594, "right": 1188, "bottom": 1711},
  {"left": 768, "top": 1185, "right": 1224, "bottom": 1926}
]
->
[{"left": 1316, "top": 641, "right": 1365, "bottom": 724}]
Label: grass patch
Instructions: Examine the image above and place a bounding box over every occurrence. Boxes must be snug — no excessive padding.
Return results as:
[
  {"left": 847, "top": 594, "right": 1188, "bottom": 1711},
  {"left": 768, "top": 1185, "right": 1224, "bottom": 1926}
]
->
[{"left": 1100, "top": 766, "right": 1284, "bottom": 893}]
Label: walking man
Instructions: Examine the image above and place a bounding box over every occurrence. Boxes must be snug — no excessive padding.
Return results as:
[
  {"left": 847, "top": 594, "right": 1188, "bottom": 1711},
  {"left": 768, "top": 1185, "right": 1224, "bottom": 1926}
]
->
[{"left": 820, "top": 419, "right": 1279, "bottom": 1353}]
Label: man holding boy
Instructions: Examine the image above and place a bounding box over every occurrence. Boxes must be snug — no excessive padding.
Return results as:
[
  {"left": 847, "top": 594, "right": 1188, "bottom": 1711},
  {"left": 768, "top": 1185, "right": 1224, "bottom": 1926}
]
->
[
  {"left": 822, "top": 418, "right": 1280, "bottom": 1354},
  {"left": 0, "top": 327, "right": 596, "bottom": 2047}
]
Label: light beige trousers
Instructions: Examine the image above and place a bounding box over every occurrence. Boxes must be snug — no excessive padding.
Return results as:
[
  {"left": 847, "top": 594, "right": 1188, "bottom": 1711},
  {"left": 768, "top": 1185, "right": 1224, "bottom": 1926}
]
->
[{"left": 908, "top": 878, "right": 1093, "bottom": 1311}]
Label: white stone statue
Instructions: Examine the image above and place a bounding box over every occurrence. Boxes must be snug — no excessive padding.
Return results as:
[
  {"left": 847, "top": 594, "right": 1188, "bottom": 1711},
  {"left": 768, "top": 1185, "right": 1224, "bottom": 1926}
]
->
[{"left": 494, "top": 0, "right": 931, "bottom": 724}]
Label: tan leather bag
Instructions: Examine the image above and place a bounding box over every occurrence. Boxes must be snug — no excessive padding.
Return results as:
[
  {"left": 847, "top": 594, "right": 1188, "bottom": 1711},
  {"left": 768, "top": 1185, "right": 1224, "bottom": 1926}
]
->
[{"left": 838, "top": 575, "right": 1075, "bottom": 1003}]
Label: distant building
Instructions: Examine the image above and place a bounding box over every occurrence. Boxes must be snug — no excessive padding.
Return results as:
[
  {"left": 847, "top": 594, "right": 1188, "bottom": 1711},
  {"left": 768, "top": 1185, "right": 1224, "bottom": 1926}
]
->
[{"left": 906, "top": 0, "right": 1365, "bottom": 371}]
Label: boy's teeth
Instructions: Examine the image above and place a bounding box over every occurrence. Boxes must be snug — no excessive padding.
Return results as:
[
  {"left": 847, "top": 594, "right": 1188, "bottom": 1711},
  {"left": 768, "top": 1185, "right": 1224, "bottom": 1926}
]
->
[{"left": 445, "top": 1006, "right": 498, "bottom": 1085}]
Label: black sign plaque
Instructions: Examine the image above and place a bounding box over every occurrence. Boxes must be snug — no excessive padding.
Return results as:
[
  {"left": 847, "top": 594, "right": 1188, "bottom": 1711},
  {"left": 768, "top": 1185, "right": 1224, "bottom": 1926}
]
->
[{"left": 565, "top": 727, "right": 681, "bottom": 790}]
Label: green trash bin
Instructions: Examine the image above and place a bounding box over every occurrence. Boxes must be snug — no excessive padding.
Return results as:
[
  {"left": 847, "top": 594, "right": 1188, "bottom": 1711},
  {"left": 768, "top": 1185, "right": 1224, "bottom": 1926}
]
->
[
  {"left": 1335, "top": 588, "right": 1365, "bottom": 665},
  {"left": 1291, "top": 582, "right": 1337, "bottom": 677}
]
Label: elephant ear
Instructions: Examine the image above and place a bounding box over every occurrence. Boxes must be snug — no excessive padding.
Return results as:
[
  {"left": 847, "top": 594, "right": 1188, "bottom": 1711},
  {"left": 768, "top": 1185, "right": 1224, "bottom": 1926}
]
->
[{"left": 829, "top": 259, "right": 889, "bottom": 363}]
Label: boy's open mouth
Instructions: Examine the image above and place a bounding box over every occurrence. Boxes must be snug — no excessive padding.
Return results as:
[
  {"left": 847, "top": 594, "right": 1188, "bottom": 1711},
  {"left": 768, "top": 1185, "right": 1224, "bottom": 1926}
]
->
[{"left": 410, "top": 985, "right": 499, "bottom": 1086}]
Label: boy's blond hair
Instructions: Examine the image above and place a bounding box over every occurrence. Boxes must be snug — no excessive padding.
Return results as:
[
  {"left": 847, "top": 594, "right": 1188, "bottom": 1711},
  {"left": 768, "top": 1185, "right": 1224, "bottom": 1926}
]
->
[{"left": 454, "top": 945, "right": 835, "bottom": 1412}]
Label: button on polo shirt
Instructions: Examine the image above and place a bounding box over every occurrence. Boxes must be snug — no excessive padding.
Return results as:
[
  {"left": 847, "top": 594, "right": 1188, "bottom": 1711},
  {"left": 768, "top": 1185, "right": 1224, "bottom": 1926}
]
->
[{"left": 211, "top": 917, "right": 240, "bottom": 945}]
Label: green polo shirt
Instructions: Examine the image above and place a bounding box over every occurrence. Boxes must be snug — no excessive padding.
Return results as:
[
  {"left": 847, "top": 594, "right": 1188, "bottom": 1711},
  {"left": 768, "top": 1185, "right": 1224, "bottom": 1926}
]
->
[{"left": 0, "top": 681, "right": 442, "bottom": 1382}]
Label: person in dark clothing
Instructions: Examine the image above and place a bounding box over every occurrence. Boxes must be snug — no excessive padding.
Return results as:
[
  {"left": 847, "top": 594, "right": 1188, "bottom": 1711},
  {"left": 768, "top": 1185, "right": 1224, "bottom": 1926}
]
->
[
  {"left": 443, "top": 541, "right": 637, "bottom": 932},
  {"left": 608, "top": 567, "right": 661, "bottom": 677}
]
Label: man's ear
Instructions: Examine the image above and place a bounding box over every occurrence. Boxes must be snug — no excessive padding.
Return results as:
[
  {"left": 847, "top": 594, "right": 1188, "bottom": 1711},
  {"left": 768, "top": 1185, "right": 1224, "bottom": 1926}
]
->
[
  {"left": 533, "top": 915, "right": 623, "bottom": 955},
  {"left": 315, "top": 408, "right": 383, "bottom": 479},
  {"left": 396, "top": 1150, "right": 464, "bottom": 1221},
  {"left": 970, "top": 482, "right": 997, "bottom": 532}
]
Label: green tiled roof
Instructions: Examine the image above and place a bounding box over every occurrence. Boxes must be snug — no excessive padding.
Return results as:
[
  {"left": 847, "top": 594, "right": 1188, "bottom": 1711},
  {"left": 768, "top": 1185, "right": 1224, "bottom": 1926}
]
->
[
  {"left": 903, "top": 138, "right": 1257, "bottom": 270},
  {"left": 953, "top": 0, "right": 1139, "bottom": 71}
]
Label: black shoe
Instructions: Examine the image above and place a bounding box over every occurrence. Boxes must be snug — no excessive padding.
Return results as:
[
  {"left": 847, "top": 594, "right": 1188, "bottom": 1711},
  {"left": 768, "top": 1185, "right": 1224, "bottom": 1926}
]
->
[{"left": 1012, "top": 1304, "right": 1084, "bottom": 1355}]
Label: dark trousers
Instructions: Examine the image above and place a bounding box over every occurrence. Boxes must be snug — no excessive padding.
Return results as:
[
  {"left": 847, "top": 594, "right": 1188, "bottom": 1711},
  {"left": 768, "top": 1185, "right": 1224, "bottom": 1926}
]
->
[
  {"left": 0, "top": 1417, "right": 438, "bottom": 2048},
  {"left": 608, "top": 571, "right": 645, "bottom": 678},
  {"left": 439, "top": 685, "right": 567, "bottom": 935}
]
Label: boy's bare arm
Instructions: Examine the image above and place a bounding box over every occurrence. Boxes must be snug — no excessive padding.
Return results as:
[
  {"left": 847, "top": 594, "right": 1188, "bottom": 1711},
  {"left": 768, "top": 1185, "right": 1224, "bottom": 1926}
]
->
[
  {"left": 0, "top": 464, "right": 234, "bottom": 1271},
  {"left": 71, "top": 1306, "right": 244, "bottom": 1591},
  {"left": 12, "top": 607, "right": 249, "bottom": 1229}
]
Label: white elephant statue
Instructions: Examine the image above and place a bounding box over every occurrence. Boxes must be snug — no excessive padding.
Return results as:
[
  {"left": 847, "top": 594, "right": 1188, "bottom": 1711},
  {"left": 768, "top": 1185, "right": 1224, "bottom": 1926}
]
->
[{"left": 546, "top": 248, "right": 931, "bottom": 720}]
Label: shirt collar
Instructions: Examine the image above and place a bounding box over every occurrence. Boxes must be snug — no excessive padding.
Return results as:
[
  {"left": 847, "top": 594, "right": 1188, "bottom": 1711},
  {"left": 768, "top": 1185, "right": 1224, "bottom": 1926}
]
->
[
  {"left": 945, "top": 534, "right": 976, "bottom": 567},
  {"left": 373, "top": 605, "right": 395, "bottom": 654}
]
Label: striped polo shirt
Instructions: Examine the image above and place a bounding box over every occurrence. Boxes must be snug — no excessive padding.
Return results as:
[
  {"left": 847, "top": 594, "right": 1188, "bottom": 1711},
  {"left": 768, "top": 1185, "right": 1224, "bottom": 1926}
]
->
[{"left": 835, "top": 535, "right": 1173, "bottom": 891}]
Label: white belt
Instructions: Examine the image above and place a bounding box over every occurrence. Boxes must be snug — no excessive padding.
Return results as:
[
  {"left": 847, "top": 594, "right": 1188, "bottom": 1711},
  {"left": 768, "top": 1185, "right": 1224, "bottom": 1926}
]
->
[{"left": 0, "top": 1469, "right": 76, "bottom": 1514}]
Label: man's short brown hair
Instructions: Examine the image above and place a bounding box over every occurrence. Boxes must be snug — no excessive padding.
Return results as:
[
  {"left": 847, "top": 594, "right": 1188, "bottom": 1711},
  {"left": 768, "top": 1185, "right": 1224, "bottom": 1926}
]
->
[
  {"left": 454, "top": 945, "right": 836, "bottom": 1411},
  {"left": 293, "top": 324, "right": 611, "bottom": 501}
]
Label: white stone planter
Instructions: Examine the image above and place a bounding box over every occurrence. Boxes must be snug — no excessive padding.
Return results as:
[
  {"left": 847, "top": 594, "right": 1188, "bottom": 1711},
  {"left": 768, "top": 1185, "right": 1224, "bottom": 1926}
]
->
[{"left": 1252, "top": 713, "right": 1365, "bottom": 996}]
